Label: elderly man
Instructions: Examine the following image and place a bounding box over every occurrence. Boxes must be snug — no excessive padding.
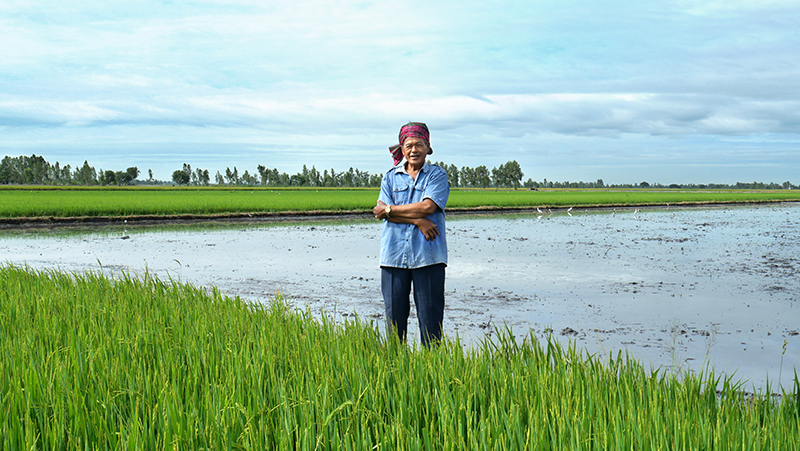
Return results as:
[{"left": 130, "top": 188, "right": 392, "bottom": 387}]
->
[{"left": 373, "top": 122, "right": 450, "bottom": 347}]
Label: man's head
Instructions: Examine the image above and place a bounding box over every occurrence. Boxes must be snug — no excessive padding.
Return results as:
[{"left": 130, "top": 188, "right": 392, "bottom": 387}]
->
[{"left": 389, "top": 122, "right": 432, "bottom": 165}]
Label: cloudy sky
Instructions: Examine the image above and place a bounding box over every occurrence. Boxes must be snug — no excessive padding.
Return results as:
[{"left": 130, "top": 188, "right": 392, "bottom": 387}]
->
[{"left": 2, "top": 0, "right": 799, "bottom": 184}]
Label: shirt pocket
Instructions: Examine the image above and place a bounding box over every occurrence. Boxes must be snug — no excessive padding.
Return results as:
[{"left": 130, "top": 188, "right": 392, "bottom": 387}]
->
[{"left": 392, "top": 183, "right": 411, "bottom": 204}]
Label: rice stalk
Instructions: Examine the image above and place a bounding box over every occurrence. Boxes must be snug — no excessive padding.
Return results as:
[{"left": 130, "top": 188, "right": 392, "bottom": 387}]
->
[{"left": 1, "top": 264, "right": 798, "bottom": 450}]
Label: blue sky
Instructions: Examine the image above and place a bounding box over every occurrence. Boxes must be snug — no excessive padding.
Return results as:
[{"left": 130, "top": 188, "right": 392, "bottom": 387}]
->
[{"left": 2, "top": 0, "right": 799, "bottom": 184}]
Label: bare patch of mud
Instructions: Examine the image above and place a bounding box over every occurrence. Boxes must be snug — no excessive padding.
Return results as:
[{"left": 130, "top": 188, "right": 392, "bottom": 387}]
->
[{"left": 2, "top": 203, "right": 798, "bottom": 392}]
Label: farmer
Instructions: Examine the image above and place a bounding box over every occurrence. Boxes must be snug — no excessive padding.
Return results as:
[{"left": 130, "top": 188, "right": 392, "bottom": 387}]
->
[{"left": 373, "top": 122, "right": 450, "bottom": 347}]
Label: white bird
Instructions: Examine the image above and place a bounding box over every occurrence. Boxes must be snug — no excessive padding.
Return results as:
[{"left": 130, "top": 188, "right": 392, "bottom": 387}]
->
[
  {"left": 567, "top": 207, "right": 573, "bottom": 211},
  {"left": 537, "top": 207, "right": 543, "bottom": 213}
]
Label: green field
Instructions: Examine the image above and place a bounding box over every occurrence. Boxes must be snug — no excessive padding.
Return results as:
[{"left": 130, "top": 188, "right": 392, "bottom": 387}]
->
[
  {"left": 2, "top": 265, "right": 798, "bottom": 450},
  {"left": 1, "top": 186, "right": 799, "bottom": 219}
]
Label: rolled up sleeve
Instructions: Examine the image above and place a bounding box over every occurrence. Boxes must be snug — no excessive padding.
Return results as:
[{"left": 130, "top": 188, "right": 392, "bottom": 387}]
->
[{"left": 422, "top": 166, "right": 449, "bottom": 211}]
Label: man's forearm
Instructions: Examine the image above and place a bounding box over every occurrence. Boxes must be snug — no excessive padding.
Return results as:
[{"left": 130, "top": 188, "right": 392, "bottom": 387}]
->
[
  {"left": 386, "top": 216, "right": 420, "bottom": 226},
  {"left": 386, "top": 216, "right": 439, "bottom": 241},
  {"left": 386, "top": 199, "right": 438, "bottom": 219}
]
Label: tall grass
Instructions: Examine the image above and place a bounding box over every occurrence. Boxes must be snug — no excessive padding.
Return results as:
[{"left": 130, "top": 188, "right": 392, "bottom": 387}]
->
[
  {"left": 2, "top": 264, "right": 798, "bottom": 449},
  {"left": 1, "top": 186, "right": 799, "bottom": 218}
]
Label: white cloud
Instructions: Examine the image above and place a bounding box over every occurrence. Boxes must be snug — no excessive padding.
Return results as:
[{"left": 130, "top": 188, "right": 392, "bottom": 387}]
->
[{"left": 1, "top": 0, "right": 799, "bottom": 183}]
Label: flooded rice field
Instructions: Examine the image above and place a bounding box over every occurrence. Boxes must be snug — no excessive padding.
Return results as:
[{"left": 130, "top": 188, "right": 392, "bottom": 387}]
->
[{"left": 2, "top": 203, "right": 798, "bottom": 392}]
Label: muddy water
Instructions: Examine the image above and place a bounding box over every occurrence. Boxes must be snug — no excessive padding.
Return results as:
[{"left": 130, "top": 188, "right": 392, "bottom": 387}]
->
[{"left": 2, "top": 203, "right": 798, "bottom": 392}]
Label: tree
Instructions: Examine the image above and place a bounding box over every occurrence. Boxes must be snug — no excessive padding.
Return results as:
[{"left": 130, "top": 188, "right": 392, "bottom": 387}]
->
[
  {"left": 23, "top": 155, "right": 49, "bottom": 184},
  {"left": 446, "top": 163, "right": 459, "bottom": 187},
  {"left": 172, "top": 169, "right": 190, "bottom": 185},
  {"left": 49, "top": 161, "right": 71, "bottom": 185},
  {"left": 459, "top": 166, "right": 474, "bottom": 188},
  {"left": 257, "top": 165, "right": 269, "bottom": 186},
  {"left": 342, "top": 167, "right": 354, "bottom": 187},
  {"left": 309, "top": 166, "right": 321, "bottom": 186},
  {"left": 188, "top": 167, "right": 210, "bottom": 186},
  {"left": 224, "top": 167, "right": 240, "bottom": 185},
  {"left": 172, "top": 163, "right": 192, "bottom": 185},
  {"left": 325, "top": 168, "right": 337, "bottom": 187},
  {"left": 503, "top": 160, "right": 524, "bottom": 189},
  {"left": 475, "top": 165, "right": 491, "bottom": 189},
  {"left": 75, "top": 161, "right": 97, "bottom": 185},
  {"left": 241, "top": 170, "right": 256, "bottom": 185},
  {"left": 492, "top": 164, "right": 510, "bottom": 188},
  {"left": 113, "top": 167, "right": 140, "bottom": 185},
  {"left": 99, "top": 169, "right": 116, "bottom": 185},
  {"left": 491, "top": 166, "right": 501, "bottom": 188}
]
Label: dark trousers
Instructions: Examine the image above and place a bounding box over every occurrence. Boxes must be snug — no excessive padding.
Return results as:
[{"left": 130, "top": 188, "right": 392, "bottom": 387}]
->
[{"left": 381, "top": 264, "right": 446, "bottom": 347}]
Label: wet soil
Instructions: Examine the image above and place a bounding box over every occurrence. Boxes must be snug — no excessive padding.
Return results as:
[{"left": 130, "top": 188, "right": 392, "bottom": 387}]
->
[{"left": 2, "top": 203, "right": 798, "bottom": 392}]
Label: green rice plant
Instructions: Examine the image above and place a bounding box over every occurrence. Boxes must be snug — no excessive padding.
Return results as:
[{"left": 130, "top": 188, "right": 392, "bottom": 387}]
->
[
  {"left": 1, "top": 264, "right": 798, "bottom": 450},
  {"left": 447, "top": 188, "right": 800, "bottom": 210},
  {"left": 1, "top": 186, "right": 799, "bottom": 219},
  {"left": 0, "top": 187, "right": 378, "bottom": 218}
]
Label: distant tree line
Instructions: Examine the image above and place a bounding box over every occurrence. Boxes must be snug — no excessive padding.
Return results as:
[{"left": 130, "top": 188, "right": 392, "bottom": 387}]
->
[
  {"left": 173, "top": 164, "right": 385, "bottom": 188},
  {"left": 2, "top": 154, "right": 796, "bottom": 190},
  {"left": 171, "top": 160, "right": 527, "bottom": 189},
  {"left": 435, "top": 160, "right": 525, "bottom": 189},
  {"left": 523, "top": 178, "right": 798, "bottom": 190},
  {"left": 0, "top": 155, "right": 148, "bottom": 186}
]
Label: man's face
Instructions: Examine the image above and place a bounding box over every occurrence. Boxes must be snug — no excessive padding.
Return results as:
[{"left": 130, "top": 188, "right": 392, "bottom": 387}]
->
[{"left": 401, "top": 137, "right": 429, "bottom": 166}]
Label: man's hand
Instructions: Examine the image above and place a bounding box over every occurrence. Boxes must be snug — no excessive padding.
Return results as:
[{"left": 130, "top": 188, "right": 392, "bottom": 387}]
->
[
  {"left": 374, "top": 200, "right": 388, "bottom": 219},
  {"left": 414, "top": 218, "right": 439, "bottom": 241}
]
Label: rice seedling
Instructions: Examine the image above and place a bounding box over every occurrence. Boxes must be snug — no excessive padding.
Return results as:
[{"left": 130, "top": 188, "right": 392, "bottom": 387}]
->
[{"left": 2, "top": 264, "right": 798, "bottom": 450}]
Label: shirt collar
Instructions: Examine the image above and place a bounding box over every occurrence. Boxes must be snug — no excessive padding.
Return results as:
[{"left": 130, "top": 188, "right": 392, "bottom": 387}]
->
[{"left": 394, "top": 161, "right": 430, "bottom": 175}]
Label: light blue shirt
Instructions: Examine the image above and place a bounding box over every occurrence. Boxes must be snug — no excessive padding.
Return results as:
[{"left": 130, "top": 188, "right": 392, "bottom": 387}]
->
[{"left": 378, "top": 161, "right": 449, "bottom": 269}]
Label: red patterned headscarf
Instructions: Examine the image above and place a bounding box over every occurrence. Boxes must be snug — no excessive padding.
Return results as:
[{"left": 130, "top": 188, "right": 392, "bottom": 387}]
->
[{"left": 389, "top": 122, "right": 432, "bottom": 165}]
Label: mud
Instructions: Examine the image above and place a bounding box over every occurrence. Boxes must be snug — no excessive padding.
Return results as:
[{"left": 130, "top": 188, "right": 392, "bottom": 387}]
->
[{"left": 2, "top": 203, "right": 798, "bottom": 392}]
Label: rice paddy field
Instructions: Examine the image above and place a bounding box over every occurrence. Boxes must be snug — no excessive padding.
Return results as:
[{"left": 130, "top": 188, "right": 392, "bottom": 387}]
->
[
  {"left": 1, "top": 186, "right": 799, "bottom": 219},
  {"left": 2, "top": 265, "right": 798, "bottom": 450}
]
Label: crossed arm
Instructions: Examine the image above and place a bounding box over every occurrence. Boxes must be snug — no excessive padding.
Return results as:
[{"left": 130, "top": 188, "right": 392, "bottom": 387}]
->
[{"left": 373, "top": 198, "right": 440, "bottom": 241}]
